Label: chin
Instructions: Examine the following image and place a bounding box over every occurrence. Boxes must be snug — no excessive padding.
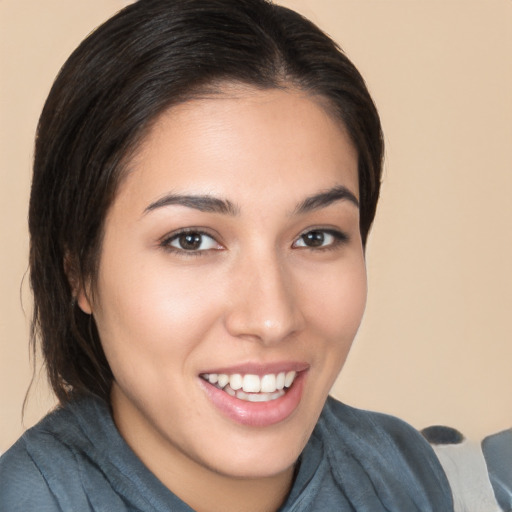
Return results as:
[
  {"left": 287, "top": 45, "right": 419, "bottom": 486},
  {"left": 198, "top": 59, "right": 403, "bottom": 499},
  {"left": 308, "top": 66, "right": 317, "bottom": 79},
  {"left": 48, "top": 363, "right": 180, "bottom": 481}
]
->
[
  {"left": 198, "top": 419, "right": 314, "bottom": 480},
  {"left": 209, "top": 447, "right": 300, "bottom": 480}
]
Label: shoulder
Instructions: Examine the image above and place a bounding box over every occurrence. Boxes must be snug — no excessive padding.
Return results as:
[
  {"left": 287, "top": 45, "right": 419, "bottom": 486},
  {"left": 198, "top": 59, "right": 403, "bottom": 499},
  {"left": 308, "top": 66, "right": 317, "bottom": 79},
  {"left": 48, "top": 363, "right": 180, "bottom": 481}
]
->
[
  {"left": 0, "top": 435, "right": 61, "bottom": 512},
  {"left": 321, "top": 395, "right": 437, "bottom": 456},
  {"left": 0, "top": 419, "right": 84, "bottom": 512},
  {"left": 316, "top": 396, "right": 454, "bottom": 510},
  {"left": 0, "top": 400, "right": 102, "bottom": 511},
  {"left": 321, "top": 396, "right": 433, "bottom": 452}
]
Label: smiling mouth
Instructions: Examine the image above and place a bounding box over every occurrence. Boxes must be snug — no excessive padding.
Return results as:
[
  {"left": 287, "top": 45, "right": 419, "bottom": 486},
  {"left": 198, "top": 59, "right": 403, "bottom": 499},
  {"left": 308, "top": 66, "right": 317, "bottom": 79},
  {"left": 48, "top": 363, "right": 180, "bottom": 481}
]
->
[{"left": 200, "top": 371, "right": 297, "bottom": 403}]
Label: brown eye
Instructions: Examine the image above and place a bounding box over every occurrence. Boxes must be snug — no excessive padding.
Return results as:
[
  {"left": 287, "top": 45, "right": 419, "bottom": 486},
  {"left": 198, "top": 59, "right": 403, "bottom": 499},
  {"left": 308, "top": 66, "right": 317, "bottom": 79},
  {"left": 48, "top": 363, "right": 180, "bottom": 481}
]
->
[
  {"left": 301, "top": 231, "right": 325, "bottom": 247},
  {"left": 178, "top": 233, "right": 202, "bottom": 250},
  {"left": 166, "top": 231, "right": 219, "bottom": 252},
  {"left": 293, "top": 229, "right": 348, "bottom": 250}
]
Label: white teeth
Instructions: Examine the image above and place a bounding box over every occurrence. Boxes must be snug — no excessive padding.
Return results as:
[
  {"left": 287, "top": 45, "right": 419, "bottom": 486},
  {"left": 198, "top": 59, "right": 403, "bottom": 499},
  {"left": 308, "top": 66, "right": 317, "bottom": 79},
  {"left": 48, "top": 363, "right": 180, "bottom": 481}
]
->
[
  {"left": 203, "top": 370, "right": 298, "bottom": 397},
  {"left": 236, "top": 389, "right": 285, "bottom": 402},
  {"left": 242, "top": 374, "right": 261, "bottom": 393},
  {"left": 217, "top": 374, "right": 229, "bottom": 388},
  {"left": 285, "top": 371, "right": 296, "bottom": 388},
  {"left": 229, "top": 374, "right": 243, "bottom": 391},
  {"left": 224, "top": 386, "right": 235, "bottom": 397},
  {"left": 260, "top": 373, "right": 277, "bottom": 393}
]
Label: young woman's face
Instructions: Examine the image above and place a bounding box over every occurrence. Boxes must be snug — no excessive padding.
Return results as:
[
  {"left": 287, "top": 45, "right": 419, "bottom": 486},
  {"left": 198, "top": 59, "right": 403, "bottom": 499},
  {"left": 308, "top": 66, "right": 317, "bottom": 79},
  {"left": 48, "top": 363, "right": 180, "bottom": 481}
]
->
[{"left": 79, "top": 87, "right": 366, "bottom": 483}]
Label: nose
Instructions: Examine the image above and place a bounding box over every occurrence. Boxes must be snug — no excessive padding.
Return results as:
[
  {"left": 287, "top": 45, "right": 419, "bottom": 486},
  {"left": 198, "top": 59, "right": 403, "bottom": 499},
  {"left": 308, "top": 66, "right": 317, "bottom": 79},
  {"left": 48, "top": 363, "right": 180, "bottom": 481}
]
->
[{"left": 223, "top": 250, "right": 305, "bottom": 345}]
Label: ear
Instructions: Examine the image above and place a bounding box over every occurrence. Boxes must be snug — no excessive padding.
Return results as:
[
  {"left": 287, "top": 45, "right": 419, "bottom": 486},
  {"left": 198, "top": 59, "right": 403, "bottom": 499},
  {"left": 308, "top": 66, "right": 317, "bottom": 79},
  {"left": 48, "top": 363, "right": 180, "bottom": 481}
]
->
[
  {"left": 76, "top": 285, "right": 93, "bottom": 315},
  {"left": 64, "top": 253, "right": 93, "bottom": 314}
]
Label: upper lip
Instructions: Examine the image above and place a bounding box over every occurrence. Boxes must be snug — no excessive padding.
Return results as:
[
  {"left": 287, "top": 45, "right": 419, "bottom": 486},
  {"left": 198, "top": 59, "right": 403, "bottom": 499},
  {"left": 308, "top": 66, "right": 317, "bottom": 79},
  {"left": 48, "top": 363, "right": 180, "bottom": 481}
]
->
[{"left": 199, "top": 361, "right": 310, "bottom": 376}]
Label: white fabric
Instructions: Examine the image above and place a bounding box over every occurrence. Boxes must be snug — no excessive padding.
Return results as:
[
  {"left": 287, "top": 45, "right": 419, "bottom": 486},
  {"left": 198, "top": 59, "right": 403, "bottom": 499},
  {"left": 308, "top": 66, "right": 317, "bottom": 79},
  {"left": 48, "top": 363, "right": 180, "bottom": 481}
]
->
[{"left": 433, "top": 441, "right": 502, "bottom": 512}]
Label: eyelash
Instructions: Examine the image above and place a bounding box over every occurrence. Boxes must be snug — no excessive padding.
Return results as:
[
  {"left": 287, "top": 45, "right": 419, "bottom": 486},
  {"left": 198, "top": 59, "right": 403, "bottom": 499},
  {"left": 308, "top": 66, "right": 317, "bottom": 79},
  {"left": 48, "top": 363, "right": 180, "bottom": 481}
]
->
[
  {"left": 293, "top": 228, "right": 349, "bottom": 251},
  {"left": 159, "top": 227, "right": 349, "bottom": 256},
  {"left": 160, "top": 228, "right": 221, "bottom": 257}
]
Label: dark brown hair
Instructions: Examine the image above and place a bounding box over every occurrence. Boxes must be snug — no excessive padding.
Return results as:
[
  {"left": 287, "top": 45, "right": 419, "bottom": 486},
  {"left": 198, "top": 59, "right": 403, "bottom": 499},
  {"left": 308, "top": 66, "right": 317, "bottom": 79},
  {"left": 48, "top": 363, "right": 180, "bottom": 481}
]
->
[{"left": 29, "top": 0, "right": 383, "bottom": 404}]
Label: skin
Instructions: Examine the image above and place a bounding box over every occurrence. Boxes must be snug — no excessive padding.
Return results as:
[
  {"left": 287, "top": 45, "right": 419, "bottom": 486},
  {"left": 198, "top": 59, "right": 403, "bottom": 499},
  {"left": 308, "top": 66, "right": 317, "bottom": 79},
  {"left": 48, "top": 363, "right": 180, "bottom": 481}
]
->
[{"left": 78, "top": 86, "right": 367, "bottom": 512}]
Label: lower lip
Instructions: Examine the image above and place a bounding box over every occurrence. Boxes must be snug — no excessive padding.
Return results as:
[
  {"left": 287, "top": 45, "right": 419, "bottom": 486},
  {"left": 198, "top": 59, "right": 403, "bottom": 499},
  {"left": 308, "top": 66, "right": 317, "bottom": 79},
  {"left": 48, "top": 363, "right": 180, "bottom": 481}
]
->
[{"left": 200, "top": 371, "right": 307, "bottom": 427}]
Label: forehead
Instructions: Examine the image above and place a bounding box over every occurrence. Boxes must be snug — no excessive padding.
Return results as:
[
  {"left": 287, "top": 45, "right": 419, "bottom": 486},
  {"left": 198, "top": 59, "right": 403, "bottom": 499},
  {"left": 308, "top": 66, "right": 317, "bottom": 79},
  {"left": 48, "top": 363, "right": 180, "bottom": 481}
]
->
[{"left": 116, "top": 86, "right": 359, "bottom": 212}]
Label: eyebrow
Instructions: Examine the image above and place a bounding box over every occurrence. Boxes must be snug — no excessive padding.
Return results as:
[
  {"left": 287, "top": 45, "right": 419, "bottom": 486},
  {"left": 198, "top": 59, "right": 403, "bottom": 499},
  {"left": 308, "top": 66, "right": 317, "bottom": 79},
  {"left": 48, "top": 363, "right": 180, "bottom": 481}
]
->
[
  {"left": 144, "top": 194, "right": 239, "bottom": 216},
  {"left": 293, "top": 185, "right": 359, "bottom": 214},
  {"left": 143, "top": 185, "right": 358, "bottom": 217}
]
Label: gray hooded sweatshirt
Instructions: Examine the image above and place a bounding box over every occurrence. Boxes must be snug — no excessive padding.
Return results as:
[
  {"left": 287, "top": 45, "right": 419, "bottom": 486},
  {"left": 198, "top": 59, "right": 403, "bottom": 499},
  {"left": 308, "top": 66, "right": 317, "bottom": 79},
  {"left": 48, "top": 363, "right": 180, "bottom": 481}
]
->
[{"left": 0, "top": 395, "right": 453, "bottom": 511}]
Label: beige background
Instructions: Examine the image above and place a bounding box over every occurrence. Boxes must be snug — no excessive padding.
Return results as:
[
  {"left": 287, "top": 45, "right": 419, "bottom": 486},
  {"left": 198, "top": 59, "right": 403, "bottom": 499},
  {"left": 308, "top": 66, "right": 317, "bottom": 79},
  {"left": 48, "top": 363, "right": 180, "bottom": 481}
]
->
[{"left": 1, "top": 0, "right": 511, "bottom": 453}]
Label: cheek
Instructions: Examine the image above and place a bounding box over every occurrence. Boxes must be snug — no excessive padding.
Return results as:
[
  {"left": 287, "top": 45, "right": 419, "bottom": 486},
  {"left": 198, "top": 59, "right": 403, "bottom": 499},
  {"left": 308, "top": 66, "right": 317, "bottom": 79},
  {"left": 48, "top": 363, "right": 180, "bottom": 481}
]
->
[
  {"left": 308, "top": 260, "right": 367, "bottom": 337},
  {"left": 302, "top": 255, "right": 367, "bottom": 385},
  {"left": 91, "top": 254, "right": 223, "bottom": 378}
]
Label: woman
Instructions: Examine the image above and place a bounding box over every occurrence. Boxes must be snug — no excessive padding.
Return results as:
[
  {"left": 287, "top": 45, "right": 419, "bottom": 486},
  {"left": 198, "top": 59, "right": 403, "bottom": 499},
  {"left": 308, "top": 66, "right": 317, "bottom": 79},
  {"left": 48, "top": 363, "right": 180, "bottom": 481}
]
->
[{"left": 0, "top": 0, "right": 453, "bottom": 510}]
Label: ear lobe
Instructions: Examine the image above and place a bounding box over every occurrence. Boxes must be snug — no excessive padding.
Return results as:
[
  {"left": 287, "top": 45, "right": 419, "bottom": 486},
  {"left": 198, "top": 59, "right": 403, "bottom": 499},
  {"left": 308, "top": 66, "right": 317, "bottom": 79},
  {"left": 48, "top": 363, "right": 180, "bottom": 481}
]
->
[
  {"left": 64, "top": 253, "right": 93, "bottom": 314},
  {"left": 76, "top": 288, "right": 93, "bottom": 315}
]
